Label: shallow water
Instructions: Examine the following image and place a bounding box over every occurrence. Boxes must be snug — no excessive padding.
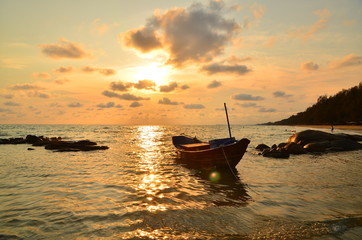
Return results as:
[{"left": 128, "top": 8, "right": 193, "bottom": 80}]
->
[{"left": 0, "top": 125, "right": 361, "bottom": 239}]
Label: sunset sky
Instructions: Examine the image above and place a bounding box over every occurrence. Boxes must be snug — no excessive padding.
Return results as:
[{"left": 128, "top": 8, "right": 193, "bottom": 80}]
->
[{"left": 1, "top": 0, "right": 361, "bottom": 125}]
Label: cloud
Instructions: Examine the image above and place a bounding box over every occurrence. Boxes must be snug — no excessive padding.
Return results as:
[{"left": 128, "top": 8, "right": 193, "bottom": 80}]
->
[
  {"left": 181, "top": 84, "right": 190, "bottom": 90},
  {"left": 121, "top": 1, "right": 241, "bottom": 67},
  {"left": 110, "top": 81, "right": 133, "bottom": 92},
  {"left": 40, "top": 39, "right": 91, "bottom": 59},
  {"left": 32, "top": 72, "right": 52, "bottom": 79},
  {"left": 250, "top": 3, "right": 266, "bottom": 20},
  {"left": 273, "top": 91, "right": 292, "bottom": 98},
  {"left": 134, "top": 80, "right": 156, "bottom": 90},
  {"left": 28, "top": 92, "right": 50, "bottom": 99},
  {"left": 301, "top": 61, "right": 319, "bottom": 71},
  {"left": 82, "top": 66, "right": 97, "bottom": 73},
  {"left": 232, "top": 93, "right": 264, "bottom": 101},
  {"left": 102, "top": 90, "right": 150, "bottom": 101},
  {"left": 158, "top": 97, "right": 182, "bottom": 105},
  {"left": 53, "top": 66, "right": 73, "bottom": 73},
  {"left": 230, "top": 4, "right": 242, "bottom": 12},
  {"left": 96, "top": 102, "right": 122, "bottom": 109},
  {"left": 290, "top": 8, "right": 331, "bottom": 40},
  {"left": 184, "top": 104, "right": 205, "bottom": 109},
  {"left": 0, "top": 107, "right": 13, "bottom": 113},
  {"left": 329, "top": 54, "right": 362, "bottom": 69},
  {"left": 207, "top": 80, "right": 222, "bottom": 88},
  {"left": 243, "top": 3, "right": 266, "bottom": 29},
  {"left": 201, "top": 63, "right": 251, "bottom": 75},
  {"left": 4, "top": 101, "right": 21, "bottom": 106},
  {"left": 10, "top": 84, "right": 44, "bottom": 91},
  {"left": 54, "top": 78, "right": 70, "bottom": 85},
  {"left": 159, "top": 82, "right": 178, "bottom": 92},
  {"left": 122, "top": 27, "right": 162, "bottom": 53},
  {"left": 263, "top": 36, "right": 277, "bottom": 48},
  {"left": 259, "top": 107, "right": 276, "bottom": 112},
  {"left": 237, "top": 102, "right": 259, "bottom": 108},
  {"left": 130, "top": 102, "right": 142, "bottom": 108},
  {"left": 99, "top": 68, "right": 116, "bottom": 76},
  {"left": 82, "top": 66, "right": 117, "bottom": 76},
  {"left": 92, "top": 18, "right": 110, "bottom": 35},
  {"left": 68, "top": 102, "right": 83, "bottom": 108},
  {"left": 0, "top": 94, "right": 13, "bottom": 99}
]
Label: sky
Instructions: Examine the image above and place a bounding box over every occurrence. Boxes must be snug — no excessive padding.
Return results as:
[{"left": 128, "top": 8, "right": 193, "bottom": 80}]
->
[{"left": 0, "top": 0, "right": 361, "bottom": 125}]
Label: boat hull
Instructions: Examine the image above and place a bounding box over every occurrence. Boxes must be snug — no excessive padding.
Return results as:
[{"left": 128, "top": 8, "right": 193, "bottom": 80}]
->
[{"left": 176, "top": 138, "right": 250, "bottom": 168}]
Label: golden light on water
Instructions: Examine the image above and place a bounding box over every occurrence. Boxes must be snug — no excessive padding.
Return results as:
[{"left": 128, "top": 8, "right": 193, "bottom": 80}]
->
[{"left": 134, "top": 126, "right": 170, "bottom": 213}]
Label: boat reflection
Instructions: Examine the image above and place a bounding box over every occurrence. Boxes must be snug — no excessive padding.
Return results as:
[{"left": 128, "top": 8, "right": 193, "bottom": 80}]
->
[{"left": 185, "top": 166, "right": 252, "bottom": 207}]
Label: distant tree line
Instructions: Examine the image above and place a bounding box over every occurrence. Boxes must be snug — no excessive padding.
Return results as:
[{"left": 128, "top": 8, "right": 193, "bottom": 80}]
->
[{"left": 266, "top": 82, "right": 362, "bottom": 125}]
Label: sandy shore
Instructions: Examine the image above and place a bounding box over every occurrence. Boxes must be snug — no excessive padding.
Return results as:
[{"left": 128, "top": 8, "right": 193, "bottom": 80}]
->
[{"left": 292, "top": 125, "right": 362, "bottom": 130}]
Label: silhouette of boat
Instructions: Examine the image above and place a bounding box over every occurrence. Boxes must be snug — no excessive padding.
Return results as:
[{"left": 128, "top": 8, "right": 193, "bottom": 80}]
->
[{"left": 172, "top": 136, "right": 250, "bottom": 168}]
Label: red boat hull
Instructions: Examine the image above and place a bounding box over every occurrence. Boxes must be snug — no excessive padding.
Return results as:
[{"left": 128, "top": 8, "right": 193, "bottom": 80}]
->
[{"left": 176, "top": 138, "right": 250, "bottom": 168}]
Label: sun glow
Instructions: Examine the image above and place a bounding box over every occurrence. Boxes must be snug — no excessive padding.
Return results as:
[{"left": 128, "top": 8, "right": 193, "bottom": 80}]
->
[{"left": 134, "top": 64, "right": 170, "bottom": 85}]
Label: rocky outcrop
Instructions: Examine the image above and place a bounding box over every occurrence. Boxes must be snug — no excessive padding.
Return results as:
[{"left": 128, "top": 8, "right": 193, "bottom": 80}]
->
[
  {"left": 0, "top": 135, "right": 108, "bottom": 152},
  {"left": 256, "top": 130, "right": 362, "bottom": 158},
  {"left": 44, "top": 140, "right": 109, "bottom": 152}
]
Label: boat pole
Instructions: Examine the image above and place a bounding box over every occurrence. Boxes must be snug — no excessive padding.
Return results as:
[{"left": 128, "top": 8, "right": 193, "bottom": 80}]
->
[{"left": 224, "top": 103, "right": 232, "bottom": 138}]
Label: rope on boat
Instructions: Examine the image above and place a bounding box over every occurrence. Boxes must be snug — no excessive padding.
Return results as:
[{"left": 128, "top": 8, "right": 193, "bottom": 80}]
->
[
  {"left": 221, "top": 146, "right": 239, "bottom": 179},
  {"left": 221, "top": 146, "right": 260, "bottom": 195}
]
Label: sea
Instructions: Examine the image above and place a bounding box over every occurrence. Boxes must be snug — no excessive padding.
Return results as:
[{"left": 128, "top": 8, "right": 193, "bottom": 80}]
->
[{"left": 0, "top": 124, "right": 361, "bottom": 240}]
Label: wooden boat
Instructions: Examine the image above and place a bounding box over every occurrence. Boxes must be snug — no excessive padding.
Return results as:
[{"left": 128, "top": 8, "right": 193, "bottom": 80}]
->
[{"left": 172, "top": 136, "right": 250, "bottom": 168}]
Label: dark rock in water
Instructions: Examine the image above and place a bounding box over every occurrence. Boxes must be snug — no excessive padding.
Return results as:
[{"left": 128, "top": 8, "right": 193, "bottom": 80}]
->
[
  {"left": 256, "top": 143, "right": 270, "bottom": 151},
  {"left": 262, "top": 148, "right": 290, "bottom": 159},
  {"left": 330, "top": 139, "right": 362, "bottom": 151},
  {"left": 0, "top": 138, "right": 26, "bottom": 144},
  {"left": 45, "top": 140, "right": 109, "bottom": 151},
  {"left": 26, "top": 135, "right": 42, "bottom": 144},
  {"left": 258, "top": 129, "right": 362, "bottom": 158},
  {"left": 288, "top": 130, "right": 335, "bottom": 146},
  {"left": 283, "top": 142, "right": 306, "bottom": 154},
  {"left": 0, "top": 135, "right": 108, "bottom": 152},
  {"left": 304, "top": 142, "right": 328, "bottom": 152}
]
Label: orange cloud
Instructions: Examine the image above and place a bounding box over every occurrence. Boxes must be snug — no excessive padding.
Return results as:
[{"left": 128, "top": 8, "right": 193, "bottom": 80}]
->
[
  {"left": 121, "top": 2, "right": 241, "bottom": 67},
  {"left": 32, "top": 72, "right": 52, "bottom": 79},
  {"left": 290, "top": 9, "right": 331, "bottom": 40},
  {"left": 40, "top": 39, "right": 92, "bottom": 59},
  {"left": 201, "top": 62, "right": 251, "bottom": 75},
  {"left": 301, "top": 61, "right": 319, "bottom": 71},
  {"left": 329, "top": 54, "right": 362, "bottom": 69},
  {"left": 53, "top": 66, "right": 73, "bottom": 73},
  {"left": 81, "top": 66, "right": 117, "bottom": 76}
]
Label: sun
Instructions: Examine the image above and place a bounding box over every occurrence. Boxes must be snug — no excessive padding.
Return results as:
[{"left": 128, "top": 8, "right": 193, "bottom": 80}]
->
[{"left": 134, "top": 64, "right": 170, "bottom": 85}]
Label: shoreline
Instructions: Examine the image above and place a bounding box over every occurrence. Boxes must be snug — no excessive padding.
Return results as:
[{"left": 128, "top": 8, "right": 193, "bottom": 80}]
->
[{"left": 291, "top": 125, "right": 362, "bottom": 130}]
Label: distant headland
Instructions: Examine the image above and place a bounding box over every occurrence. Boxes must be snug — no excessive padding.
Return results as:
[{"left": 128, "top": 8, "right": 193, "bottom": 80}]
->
[{"left": 262, "top": 82, "right": 362, "bottom": 127}]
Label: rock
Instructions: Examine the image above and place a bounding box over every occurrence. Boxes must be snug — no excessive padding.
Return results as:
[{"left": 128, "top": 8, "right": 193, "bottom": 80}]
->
[
  {"left": 330, "top": 139, "right": 362, "bottom": 151},
  {"left": 283, "top": 142, "right": 306, "bottom": 154},
  {"left": 288, "top": 130, "right": 336, "bottom": 146},
  {"left": 304, "top": 142, "right": 328, "bottom": 152},
  {"left": 262, "top": 148, "right": 290, "bottom": 159},
  {"left": 278, "top": 142, "right": 287, "bottom": 148},
  {"left": 0, "top": 135, "right": 108, "bottom": 152},
  {"left": 27, "top": 148, "right": 35, "bottom": 151},
  {"left": 44, "top": 140, "right": 109, "bottom": 151},
  {"left": 26, "top": 135, "right": 42, "bottom": 144},
  {"left": 256, "top": 143, "right": 270, "bottom": 151}
]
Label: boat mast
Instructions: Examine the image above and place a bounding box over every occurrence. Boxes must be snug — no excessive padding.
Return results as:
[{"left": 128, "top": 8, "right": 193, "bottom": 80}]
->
[{"left": 224, "top": 103, "right": 232, "bottom": 138}]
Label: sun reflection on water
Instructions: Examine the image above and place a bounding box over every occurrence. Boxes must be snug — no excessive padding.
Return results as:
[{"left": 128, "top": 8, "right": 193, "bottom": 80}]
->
[{"left": 134, "top": 126, "right": 171, "bottom": 213}]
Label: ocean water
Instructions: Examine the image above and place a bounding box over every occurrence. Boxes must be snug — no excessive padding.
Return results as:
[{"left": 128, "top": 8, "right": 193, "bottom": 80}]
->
[{"left": 0, "top": 124, "right": 361, "bottom": 240}]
